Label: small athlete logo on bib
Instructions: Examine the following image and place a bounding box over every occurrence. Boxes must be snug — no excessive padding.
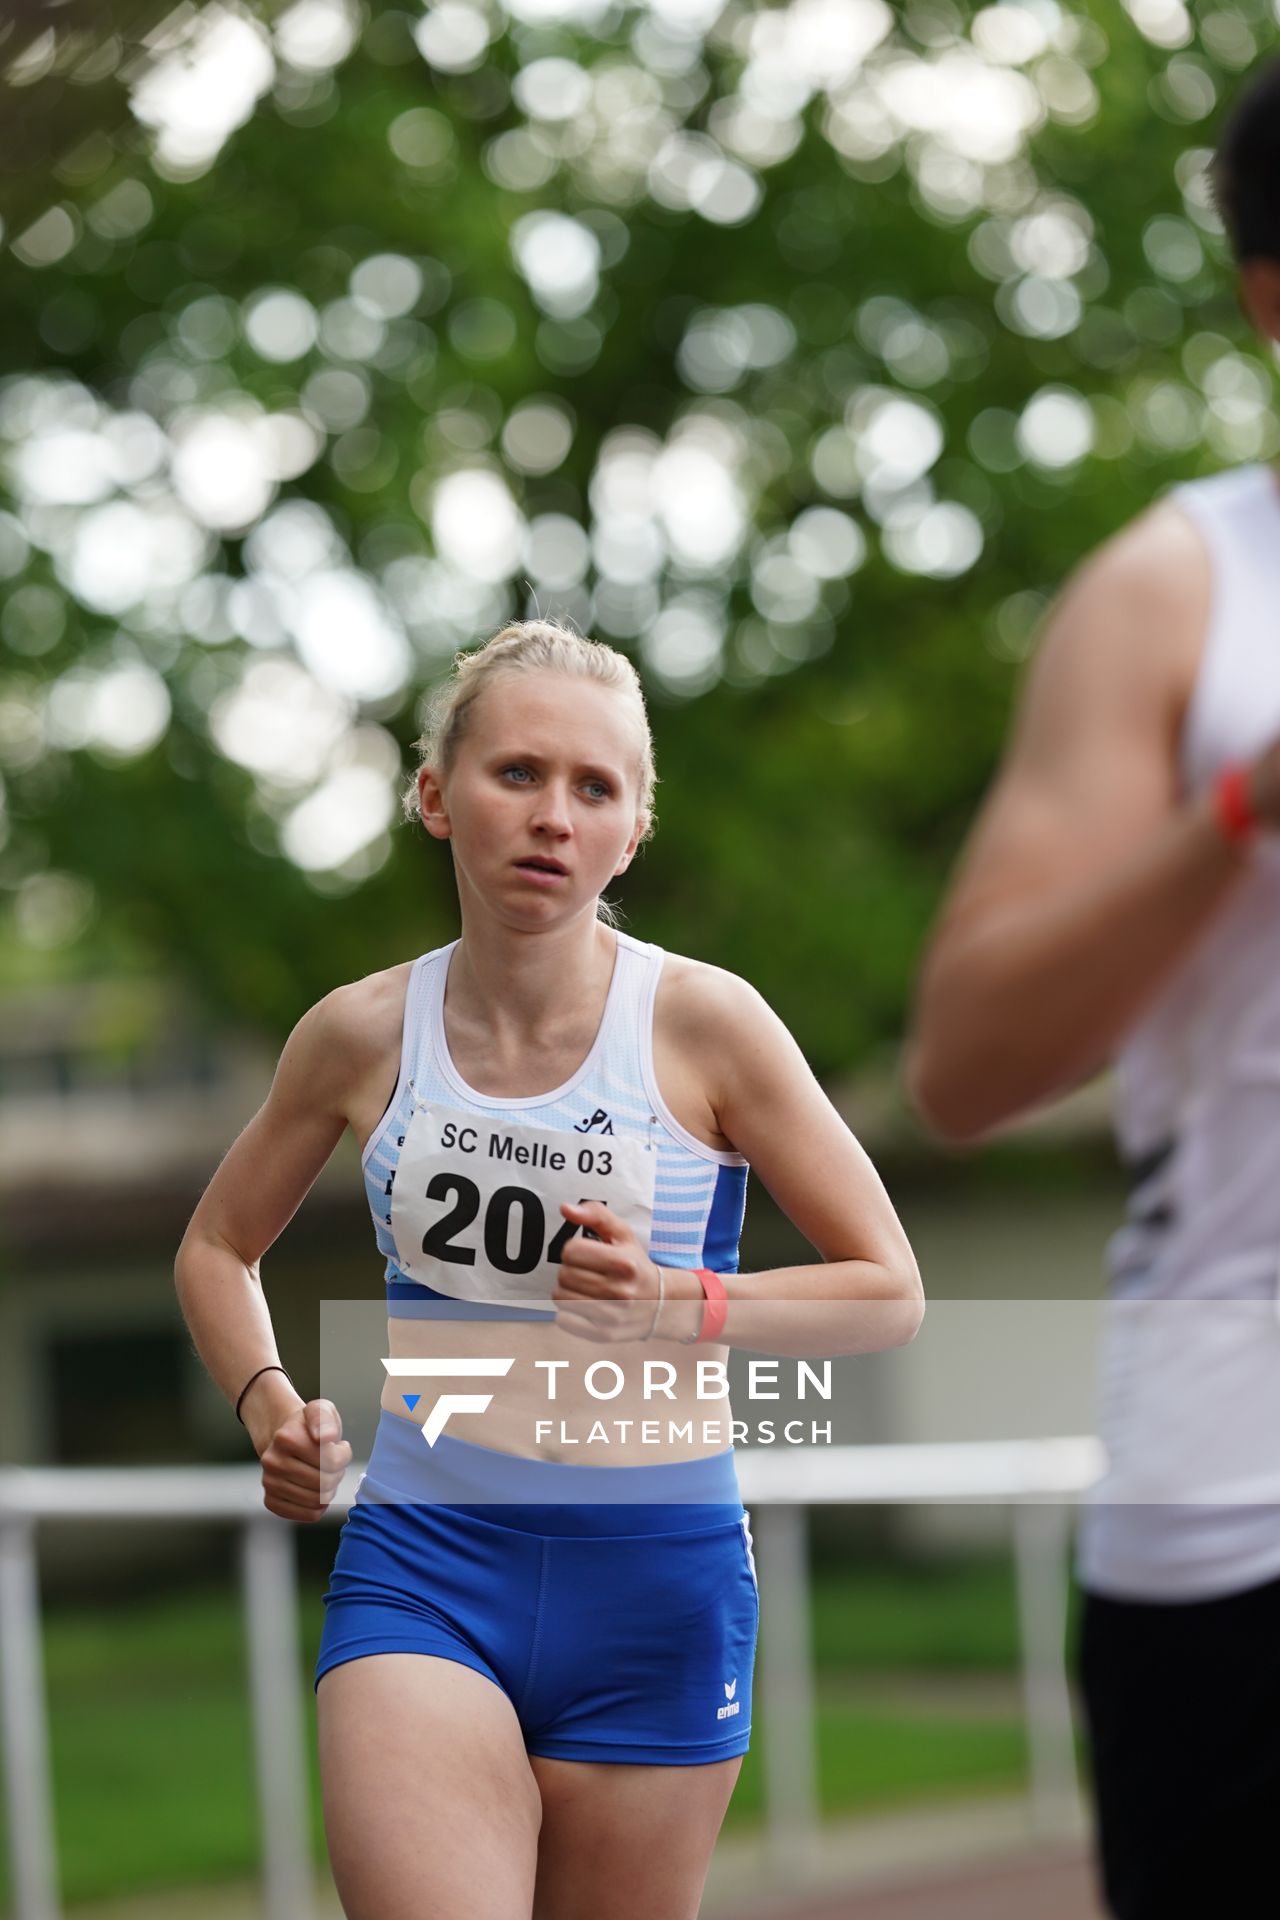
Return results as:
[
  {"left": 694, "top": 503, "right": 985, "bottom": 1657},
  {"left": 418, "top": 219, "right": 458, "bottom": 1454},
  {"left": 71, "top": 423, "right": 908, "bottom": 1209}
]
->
[{"left": 391, "top": 1098, "right": 656, "bottom": 1307}]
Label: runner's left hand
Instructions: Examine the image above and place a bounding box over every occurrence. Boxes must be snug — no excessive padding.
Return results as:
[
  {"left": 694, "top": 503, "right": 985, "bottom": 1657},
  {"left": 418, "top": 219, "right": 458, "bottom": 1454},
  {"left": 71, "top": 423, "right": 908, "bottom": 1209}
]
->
[{"left": 553, "top": 1200, "right": 667, "bottom": 1344}]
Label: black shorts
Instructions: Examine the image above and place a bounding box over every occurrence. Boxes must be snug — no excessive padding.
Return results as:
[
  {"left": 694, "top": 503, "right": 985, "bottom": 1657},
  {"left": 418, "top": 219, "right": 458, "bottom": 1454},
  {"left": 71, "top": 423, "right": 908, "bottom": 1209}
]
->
[{"left": 1078, "top": 1573, "right": 1280, "bottom": 1919}]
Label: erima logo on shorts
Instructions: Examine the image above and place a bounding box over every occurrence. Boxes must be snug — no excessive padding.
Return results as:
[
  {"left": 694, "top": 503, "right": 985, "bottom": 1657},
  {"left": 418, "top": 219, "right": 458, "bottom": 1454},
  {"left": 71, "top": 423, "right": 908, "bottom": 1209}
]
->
[
  {"left": 382, "top": 1359, "right": 515, "bottom": 1446},
  {"left": 717, "top": 1678, "right": 740, "bottom": 1721}
]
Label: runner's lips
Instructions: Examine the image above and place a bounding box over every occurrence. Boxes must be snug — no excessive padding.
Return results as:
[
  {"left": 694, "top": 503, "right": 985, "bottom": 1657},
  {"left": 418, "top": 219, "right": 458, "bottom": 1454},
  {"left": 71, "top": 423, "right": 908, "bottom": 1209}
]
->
[{"left": 514, "top": 857, "right": 569, "bottom": 876}]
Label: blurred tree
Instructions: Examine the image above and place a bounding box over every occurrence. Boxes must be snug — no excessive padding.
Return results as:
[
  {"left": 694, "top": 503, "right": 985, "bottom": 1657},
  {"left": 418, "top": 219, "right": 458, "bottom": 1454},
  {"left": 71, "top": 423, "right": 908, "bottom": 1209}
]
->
[{"left": 0, "top": 0, "right": 1273, "bottom": 1067}]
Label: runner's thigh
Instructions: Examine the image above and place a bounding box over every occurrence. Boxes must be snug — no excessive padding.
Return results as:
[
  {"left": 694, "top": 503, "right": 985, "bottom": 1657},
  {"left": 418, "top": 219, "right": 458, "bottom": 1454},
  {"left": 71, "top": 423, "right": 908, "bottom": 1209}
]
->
[
  {"left": 529, "top": 1754, "right": 742, "bottom": 1920},
  {"left": 318, "top": 1653, "right": 541, "bottom": 1920}
]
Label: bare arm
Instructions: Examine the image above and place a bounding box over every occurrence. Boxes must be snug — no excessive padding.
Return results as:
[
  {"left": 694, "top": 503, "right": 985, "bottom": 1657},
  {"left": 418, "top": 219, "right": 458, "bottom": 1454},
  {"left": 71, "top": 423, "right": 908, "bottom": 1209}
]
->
[
  {"left": 174, "top": 988, "right": 372, "bottom": 1510},
  {"left": 556, "top": 967, "right": 923, "bottom": 1357},
  {"left": 705, "top": 971, "right": 923, "bottom": 1354},
  {"left": 906, "top": 503, "right": 1261, "bottom": 1144}
]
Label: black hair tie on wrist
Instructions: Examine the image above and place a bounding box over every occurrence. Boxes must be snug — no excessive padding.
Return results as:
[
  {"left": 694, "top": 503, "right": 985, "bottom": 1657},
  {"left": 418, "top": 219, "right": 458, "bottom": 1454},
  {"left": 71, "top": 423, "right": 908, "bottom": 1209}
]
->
[{"left": 235, "top": 1363, "right": 294, "bottom": 1425}]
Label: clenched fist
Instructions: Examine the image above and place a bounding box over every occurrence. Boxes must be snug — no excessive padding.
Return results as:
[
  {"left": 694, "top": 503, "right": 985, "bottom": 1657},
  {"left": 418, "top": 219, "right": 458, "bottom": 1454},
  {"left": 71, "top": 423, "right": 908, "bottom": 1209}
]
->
[
  {"left": 553, "top": 1199, "right": 669, "bottom": 1344},
  {"left": 257, "top": 1398, "right": 352, "bottom": 1523}
]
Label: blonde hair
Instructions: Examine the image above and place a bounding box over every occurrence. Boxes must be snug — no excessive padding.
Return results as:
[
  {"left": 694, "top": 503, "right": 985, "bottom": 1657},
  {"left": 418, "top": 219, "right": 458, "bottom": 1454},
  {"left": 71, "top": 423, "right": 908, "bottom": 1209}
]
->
[{"left": 401, "top": 622, "right": 657, "bottom": 924}]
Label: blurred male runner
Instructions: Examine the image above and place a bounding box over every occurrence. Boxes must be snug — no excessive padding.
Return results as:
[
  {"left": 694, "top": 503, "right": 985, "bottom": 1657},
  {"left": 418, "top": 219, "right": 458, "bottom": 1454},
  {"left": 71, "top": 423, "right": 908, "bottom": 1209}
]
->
[{"left": 906, "top": 59, "right": 1280, "bottom": 1920}]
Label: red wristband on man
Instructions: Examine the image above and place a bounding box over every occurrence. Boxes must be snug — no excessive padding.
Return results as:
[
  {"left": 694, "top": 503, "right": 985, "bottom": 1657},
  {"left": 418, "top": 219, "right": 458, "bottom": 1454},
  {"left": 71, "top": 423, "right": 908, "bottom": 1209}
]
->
[{"left": 1213, "top": 764, "right": 1260, "bottom": 844}]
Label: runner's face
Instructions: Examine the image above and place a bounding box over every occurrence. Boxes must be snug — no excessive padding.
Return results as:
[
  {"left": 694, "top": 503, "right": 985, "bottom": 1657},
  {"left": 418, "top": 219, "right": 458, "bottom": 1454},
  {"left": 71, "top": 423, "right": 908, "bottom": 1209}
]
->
[{"left": 422, "top": 670, "right": 647, "bottom": 924}]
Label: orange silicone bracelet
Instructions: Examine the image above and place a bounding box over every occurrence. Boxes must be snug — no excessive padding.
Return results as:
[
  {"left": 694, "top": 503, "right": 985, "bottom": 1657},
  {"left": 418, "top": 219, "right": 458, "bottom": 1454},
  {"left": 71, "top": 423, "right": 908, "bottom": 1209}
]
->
[{"left": 693, "top": 1267, "right": 728, "bottom": 1343}]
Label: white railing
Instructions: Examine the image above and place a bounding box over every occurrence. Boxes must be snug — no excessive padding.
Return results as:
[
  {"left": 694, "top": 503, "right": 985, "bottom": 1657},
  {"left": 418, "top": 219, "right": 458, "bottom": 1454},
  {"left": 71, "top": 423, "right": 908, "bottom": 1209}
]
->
[{"left": 0, "top": 1438, "right": 1105, "bottom": 1920}]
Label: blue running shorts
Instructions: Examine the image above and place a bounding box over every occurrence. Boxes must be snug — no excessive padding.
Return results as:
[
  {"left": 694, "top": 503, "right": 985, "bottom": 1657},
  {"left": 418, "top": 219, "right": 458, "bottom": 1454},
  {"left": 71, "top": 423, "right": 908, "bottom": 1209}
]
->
[{"left": 316, "top": 1411, "right": 759, "bottom": 1766}]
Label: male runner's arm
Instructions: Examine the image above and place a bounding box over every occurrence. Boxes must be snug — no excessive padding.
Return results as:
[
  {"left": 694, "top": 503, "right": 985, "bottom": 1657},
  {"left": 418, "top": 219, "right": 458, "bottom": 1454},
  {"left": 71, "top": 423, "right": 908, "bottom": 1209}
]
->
[
  {"left": 906, "top": 501, "right": 1280, "bottom": 1144},
  {"left": 174, "top": 990, "right": 368, "bottom": 1519}
]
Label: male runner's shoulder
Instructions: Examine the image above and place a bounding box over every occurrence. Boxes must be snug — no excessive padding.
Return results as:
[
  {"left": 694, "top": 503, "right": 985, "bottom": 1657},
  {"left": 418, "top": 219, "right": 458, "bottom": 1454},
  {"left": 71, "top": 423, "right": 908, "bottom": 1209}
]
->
[
  {"left": 906, "top": 493, "right": 1246, "bottom": 1142},
  {"left": 933, "top": 502, "right": 1209, "bottom": 935}
]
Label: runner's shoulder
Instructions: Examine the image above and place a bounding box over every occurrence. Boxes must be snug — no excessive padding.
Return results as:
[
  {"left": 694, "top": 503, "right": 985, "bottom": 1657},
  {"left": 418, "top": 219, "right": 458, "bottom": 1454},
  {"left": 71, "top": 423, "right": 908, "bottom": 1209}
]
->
[
  {"left": 280, "top": 962, "right": 415, "bottom": 1107},
  {"left": 654, "top": 950, "right": 773, "bottom": 1055},
  {"left": 1041, "top": 497, "right": 1209, "bottom": 708},
  {"left": 1065, "top": 497, "right": 1210, "bottom": 641}
]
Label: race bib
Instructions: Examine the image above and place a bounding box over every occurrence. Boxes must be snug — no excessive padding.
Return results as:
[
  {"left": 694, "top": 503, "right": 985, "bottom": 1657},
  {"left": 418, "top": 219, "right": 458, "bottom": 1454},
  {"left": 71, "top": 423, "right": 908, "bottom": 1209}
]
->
[{"left": 390, "top": 1099, "right": 656, "bottom": 1306}]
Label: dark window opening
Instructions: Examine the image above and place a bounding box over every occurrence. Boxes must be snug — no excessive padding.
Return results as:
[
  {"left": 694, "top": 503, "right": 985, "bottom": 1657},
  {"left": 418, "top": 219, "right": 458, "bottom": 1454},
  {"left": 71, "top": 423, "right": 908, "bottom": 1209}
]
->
[{"left": 48, "top": 1328, "right": 192, "bottom": 1464}]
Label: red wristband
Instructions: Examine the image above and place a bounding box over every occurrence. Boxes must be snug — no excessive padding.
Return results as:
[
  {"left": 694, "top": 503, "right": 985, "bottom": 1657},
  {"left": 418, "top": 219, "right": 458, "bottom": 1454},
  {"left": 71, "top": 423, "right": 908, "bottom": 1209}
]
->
[
  {"left": 693, "top": 1267, "right": 728, "bottom": 1344},
  {"left": 1213, "top": 764, "right": 1259, "bottom": 843}
]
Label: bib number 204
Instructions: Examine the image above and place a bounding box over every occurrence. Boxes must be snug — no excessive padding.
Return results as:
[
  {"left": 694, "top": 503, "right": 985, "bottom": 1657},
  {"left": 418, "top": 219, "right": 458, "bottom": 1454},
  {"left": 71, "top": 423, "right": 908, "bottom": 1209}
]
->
[{"left": 420, "top": 1174, "right": 599, "bottom": 1275}]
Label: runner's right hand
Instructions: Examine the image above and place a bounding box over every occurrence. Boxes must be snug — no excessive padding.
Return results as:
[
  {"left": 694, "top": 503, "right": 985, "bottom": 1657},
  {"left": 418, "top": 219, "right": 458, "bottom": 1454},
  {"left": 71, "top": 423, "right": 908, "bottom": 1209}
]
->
[{"left": 258, "top": 1398, "right": 352, "bottom": 1523}]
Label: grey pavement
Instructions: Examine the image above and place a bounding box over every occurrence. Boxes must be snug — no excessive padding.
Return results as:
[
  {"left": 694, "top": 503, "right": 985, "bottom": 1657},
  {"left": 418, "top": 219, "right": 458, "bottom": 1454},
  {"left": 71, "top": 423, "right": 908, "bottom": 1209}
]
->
[
  {"left": 727, "top": 1844, "right": 1101, "bottom": 1919},
  {"left": 62, "top": 1795, "right": 1103, "bottom": 1920},
  {"left": 705, "top": 1795, "right": 1101, "bottom": 1919}
]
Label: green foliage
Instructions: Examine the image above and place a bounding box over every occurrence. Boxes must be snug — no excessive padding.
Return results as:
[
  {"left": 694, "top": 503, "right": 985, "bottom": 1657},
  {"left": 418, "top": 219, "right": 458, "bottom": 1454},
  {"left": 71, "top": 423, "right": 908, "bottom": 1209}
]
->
[
  {"left": 811, "top": 1557, "right": 1024, "bottom": 1670},
  {"left": 21, "top": 1590, "right": 264, "bottom": 1902},
  {"left": 729, "top": 1699, "right": 1028, "bottom": 1824},
  {"left": 1, "top": 2, "right": 1276, "bottom": 1067}
]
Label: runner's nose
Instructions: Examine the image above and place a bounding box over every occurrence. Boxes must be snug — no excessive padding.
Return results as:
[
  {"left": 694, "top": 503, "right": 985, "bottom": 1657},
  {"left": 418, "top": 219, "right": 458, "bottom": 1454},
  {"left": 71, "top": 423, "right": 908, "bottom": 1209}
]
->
[{"left": 528, "top": 780, "right": 572, "bottom": 836}]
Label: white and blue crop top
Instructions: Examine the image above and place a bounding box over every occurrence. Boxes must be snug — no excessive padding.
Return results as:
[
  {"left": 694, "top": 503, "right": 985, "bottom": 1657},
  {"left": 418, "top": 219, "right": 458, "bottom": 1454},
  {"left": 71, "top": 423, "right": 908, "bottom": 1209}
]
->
[{"left": 361, "top": 931, "right": 750, "bottom": 1321}]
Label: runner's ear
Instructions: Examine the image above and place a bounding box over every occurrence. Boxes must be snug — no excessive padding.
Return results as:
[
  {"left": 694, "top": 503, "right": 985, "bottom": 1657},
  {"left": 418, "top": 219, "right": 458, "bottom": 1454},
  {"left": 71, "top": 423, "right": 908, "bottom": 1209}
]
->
[{"left": 417, "top": 763, "right": 451, "bottom": 840}]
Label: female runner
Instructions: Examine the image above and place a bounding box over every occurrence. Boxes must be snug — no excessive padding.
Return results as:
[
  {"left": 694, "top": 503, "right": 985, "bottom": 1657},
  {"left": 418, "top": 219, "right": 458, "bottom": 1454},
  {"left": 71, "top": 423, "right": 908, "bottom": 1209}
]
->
[{"left": 175, "top": 619, "right": 922, "bottom": 1920}]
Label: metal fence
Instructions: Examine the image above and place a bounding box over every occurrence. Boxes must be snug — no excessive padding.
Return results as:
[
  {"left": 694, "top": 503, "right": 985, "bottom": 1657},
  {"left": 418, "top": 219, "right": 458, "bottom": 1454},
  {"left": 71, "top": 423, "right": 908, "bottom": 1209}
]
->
[{"left": 0, "top": 1437, "right": 1105, "bottom": 1920}]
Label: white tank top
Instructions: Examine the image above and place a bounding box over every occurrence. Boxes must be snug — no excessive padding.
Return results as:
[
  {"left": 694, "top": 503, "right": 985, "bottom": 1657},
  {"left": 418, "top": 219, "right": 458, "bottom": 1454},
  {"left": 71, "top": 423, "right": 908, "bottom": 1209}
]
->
[
  {"left": 1078, "top": 465, "right": 1280, "bottom": 1600},
  {"left": 361, "top": 930, "right": 749, "bottom": 1320}
]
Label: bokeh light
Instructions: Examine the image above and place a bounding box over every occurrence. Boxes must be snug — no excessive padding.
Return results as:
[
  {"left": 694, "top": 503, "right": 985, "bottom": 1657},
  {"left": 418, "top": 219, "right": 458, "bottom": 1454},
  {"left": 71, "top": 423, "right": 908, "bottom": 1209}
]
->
[{"left": 0, "top": 0, "right": 1273, "bottom": 943}]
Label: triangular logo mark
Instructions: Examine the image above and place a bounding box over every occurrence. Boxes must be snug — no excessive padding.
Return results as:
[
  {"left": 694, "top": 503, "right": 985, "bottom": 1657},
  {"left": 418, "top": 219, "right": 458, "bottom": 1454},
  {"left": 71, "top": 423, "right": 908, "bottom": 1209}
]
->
[{"left": 402, "top": 1393, "right": 421, "bottom": 1412}]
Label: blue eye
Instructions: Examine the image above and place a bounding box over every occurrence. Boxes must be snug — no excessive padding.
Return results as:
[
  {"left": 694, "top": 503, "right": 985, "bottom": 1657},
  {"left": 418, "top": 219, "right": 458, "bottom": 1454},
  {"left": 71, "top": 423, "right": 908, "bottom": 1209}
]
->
[
  {"left": 584, "top": 780, "right": 611, "bottom": 801},
  {"left": 502, "top": 765, "right": 534, "bottom": 783}
]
